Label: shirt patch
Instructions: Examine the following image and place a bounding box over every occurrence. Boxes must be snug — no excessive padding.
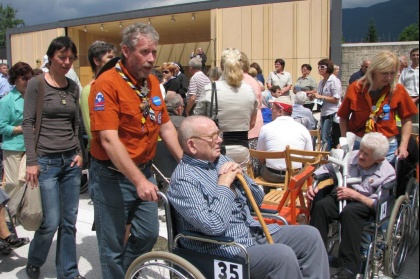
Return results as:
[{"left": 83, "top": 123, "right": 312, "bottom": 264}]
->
[
  {"left": 94, "top": 92, "right": 105, "bottom": 111},
  {"left": 157, "top": 112, "right": 162, "bottom": 124}
]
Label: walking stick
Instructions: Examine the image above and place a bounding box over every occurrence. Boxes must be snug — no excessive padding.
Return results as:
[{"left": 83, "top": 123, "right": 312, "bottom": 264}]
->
[{"left": 236, "top": 174, "right": 274, "bottom": 244}]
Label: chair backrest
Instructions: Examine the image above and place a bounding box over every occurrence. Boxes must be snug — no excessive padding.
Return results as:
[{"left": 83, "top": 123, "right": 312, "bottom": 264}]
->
[
  {"left": 309, "top": 129, "right": 322, "bottom": 151},
  {"left": 285, "top": 145, "right": 329, "bottom": 171},
  {"left": 288, "top": 164, "right": 316, "bottom": 192},
  {"left": 248, "top": 149, "right": 289, "bottom": 179}
]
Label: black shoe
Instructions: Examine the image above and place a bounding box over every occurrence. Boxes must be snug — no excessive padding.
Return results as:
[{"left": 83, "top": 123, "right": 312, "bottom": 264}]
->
[
  {"left": 331, "top": 268, "right": 356, "bottom": 279},
  {"left": 0, "top": 239, "right": 11, "bottom": 253},
  {"left": 2, "top": 233, "right": 30, "bottom": 249},
  {"left": 26, "top": 264, "right": 40, "bottom": 279}
]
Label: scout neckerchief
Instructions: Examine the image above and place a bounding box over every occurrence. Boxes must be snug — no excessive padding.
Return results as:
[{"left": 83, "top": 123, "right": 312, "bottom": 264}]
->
[
  {"left": 115, "top": 62, "right": 155, "bottom": 123},
  {"left": 364, "top": 89, "right": 392, "bottom": 133}
]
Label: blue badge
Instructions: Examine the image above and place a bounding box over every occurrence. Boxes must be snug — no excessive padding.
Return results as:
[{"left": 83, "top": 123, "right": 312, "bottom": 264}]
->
[
  {"left": 152, "top": 96, "right": 162, "bottom": 106},
  {"left": 94, "top": 92, "right": 105, "bottom": 111},
  {"left": 383, "top": 104, "right": 390, "bottom": 113}
]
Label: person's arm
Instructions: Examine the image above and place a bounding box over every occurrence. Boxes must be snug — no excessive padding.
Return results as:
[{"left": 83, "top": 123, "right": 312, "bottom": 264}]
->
[
  {"left": 339, "top": 118, "right": 349, "bottom": 137},
  {"left": 249, "top": 111, "right": 257, "bottom": 130},
  {"left": 396, "top": 118, "right": 412, "bottom": 159},
  {"left": 266, "top": 72, "right": 273, "bottom": 90},
  {"left": 336, "top": 187, "right": 375, "bottom": 208},
  {"left": 159, "top": 121, "right": 183, "bottom": 162},
  {"left": 99, "top": 129, "right": 159, "bottom": 201},
  {"left": 185, "top": 95, "right": 196, "bottom": 116},
  {"left": 0, "top": 97, "right": 16, "bottom": 136},
  {"left": 281, "top": 84, "right": 292, "bottom": 95}
]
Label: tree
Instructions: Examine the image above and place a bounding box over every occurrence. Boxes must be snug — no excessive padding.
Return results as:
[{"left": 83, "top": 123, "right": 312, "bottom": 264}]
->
[
  {"left": 399, "top": 14, "right": 419, "bottom": 41},
  {"left": 364, "top": 17, "right": 378, "bottom": 43},
  {"left": 0, "top": 3, "right": 25, "bottom": 48}
]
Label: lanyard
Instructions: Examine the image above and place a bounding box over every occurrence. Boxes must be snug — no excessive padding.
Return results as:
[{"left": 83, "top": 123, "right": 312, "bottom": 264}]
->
[
  {"left": 365, "top": 92, "right": 387, "bottom": 133},
  {"left": 115, "top": 62, "right": 155, "bottom": 122}
]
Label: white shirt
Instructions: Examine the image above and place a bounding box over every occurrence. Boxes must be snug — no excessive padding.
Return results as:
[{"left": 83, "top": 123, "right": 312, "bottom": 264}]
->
[
  {"left": 399, "top": 65, "right": 419, "bottom": 97},
  {"left": 317, "top": 74, "right": 341, "bottom": 116},
  {"left": 257, "top": 116, "right": 313, "bottom": 170},
  {"left": 267, "top": 71, "right": 292, "bottom": 89}
]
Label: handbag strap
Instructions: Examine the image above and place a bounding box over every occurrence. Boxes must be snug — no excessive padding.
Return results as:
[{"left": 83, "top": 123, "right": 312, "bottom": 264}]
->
[
  {"left": 34, "top": 75, "right": 45, "bottom": 154},
  {"left": 209, "top": 82, "right": 218, "bottom": 120}
]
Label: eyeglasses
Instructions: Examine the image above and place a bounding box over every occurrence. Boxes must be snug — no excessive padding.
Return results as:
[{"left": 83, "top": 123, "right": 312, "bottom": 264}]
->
[
  {"left": 191, "top": 130, "right": 223, "bottom": 143},
  {"left": 318, "top": 65, "right": 328, "bottom": 70},
  {"left": 162, "top": 70, "right": 170, "bottom": 74}
]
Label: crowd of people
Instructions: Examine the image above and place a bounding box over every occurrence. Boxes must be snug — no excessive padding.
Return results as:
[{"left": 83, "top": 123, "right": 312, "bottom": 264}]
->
[{"left": 0, "top": 21, "right": 418, "bottom": 279}]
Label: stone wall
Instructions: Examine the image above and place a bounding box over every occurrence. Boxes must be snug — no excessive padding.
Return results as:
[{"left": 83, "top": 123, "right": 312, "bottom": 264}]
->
[{"left": 340, "top": 41, "right": 419, "bottom": 93}]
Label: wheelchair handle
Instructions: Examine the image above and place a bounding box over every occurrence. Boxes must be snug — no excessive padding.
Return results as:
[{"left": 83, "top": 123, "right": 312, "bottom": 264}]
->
[{"left": 236, "top": 174, "right": 274, "bottom": 244}]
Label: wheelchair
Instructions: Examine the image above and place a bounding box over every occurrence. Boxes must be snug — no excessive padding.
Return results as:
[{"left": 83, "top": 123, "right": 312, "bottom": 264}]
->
[
  {"left": 125, "top": 187, "right": 286, "bottom": 279},
  {"left": 315, "top": 167, "right": 418, "bottom": 278}
]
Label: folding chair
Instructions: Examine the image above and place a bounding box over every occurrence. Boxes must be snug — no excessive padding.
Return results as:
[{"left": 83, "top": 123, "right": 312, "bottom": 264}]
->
[{"left": 262, "top": 164, "right": 316, "bottom": 225}]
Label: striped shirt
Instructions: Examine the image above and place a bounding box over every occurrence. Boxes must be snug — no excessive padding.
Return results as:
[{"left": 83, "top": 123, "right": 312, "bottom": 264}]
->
[
  {"left": 167, "top": 154, "right": 281, "bottom": 258},
  {"left": 187, "top": 71, "right": 211, "bottom": 101}
]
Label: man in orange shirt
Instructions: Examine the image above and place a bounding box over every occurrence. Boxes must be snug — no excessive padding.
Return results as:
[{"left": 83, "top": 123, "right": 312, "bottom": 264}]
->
[{"left": 89, "top": 23, "right": 182, "bottom": 278}]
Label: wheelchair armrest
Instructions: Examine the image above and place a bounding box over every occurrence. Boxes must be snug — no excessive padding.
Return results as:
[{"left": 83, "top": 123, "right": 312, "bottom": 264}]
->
[
  {"left": 257, "top": 208, "right": 278, "bottom": 215},
  {"left": 381, "top": 181, "right": 397, "bottom": 191},
  {"left": 313, "top": 173, "right": 331, "bottom": 181},
  {"left": 179, "top": 230, "right": 235, "bottom": 243}
]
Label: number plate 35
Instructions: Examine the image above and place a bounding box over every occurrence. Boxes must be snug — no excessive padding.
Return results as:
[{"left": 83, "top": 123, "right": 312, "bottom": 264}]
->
[{"left": 214, "top": 260, "right": 243, "bottom": 279}]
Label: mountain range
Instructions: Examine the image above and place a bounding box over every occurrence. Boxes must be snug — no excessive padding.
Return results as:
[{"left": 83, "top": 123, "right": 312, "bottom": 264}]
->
[{"left": 343, "top": 0, "right": 419, "bottom": 42}]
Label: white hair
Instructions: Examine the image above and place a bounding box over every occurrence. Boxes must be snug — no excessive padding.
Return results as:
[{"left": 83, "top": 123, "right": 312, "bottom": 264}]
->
[
  {"left": 294, "top": 91, "right": 307, "bottom": 105},
  {"left": 360, "top": 132, "right": 389, "bottom": 160}
]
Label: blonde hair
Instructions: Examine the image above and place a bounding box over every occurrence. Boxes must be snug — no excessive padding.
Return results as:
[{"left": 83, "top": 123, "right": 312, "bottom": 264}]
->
[
  {"left": 359, "top": 51, "right": 400, "bottom": 92},
  {"left": 248, "top": 67, "right": 258, "bottom": 78},
  {"left": 220, "top": 48, "right": 243, "bottom": 87}
]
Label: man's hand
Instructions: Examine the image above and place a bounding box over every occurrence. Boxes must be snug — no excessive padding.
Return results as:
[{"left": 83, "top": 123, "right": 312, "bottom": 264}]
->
[
  {"left": 218, "top": 162, "right": 242, "bottom": 188},
  {"left": 307, "top": 186, "right": 318, "bottom": 201},
  {"left": 71, "top": 155, "right": 83, "bottom": 168},
  {"left": 336, "top": 187, "right": 358, "bottom": 201},
  {"left": 136, "top": 180, "right": 159, "bottom": 202}
]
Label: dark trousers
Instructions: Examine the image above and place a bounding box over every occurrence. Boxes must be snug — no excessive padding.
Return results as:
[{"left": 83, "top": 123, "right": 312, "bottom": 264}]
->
[{"left": 309, "top": 189, "right": 375, "bottom": 274}]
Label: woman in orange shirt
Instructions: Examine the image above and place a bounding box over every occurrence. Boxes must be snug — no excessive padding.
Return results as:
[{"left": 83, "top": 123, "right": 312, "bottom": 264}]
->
[{"left": 338, "top": 50, "right": 418, "bottom": 163}]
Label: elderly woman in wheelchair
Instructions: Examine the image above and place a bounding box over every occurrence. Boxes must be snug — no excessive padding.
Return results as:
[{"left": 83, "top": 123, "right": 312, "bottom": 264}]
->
[{"left": 308, "top": 132, "right": 396, "bottom": 279}]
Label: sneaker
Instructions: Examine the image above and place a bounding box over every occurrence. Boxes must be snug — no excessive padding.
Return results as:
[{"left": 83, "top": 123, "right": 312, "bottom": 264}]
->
[
  {"left": 26, "top": 264, "right": 40, "bottom": 279},
  {"left": 331, "top": 268, "right": 356, "bottom": 279}
]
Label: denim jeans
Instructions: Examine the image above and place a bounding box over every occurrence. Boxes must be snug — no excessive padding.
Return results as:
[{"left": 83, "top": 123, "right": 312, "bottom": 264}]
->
[
  {"left": 28, "top": 151, "right": 82, "bottom": 279},
  {"left": 91, "top": 159, "right": 159, "bottom": 279},
  {"left": 320, "top": 114, "right": 334, "bottom": 151}
]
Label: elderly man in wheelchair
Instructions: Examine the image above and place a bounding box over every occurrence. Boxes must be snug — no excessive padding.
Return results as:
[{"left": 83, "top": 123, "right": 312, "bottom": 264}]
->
[
  {"left": 167, "top": 115, "right": 329, "bottom": 279},
  {"left": 308, "top": 132, "right": 396, "bottom": 279}
]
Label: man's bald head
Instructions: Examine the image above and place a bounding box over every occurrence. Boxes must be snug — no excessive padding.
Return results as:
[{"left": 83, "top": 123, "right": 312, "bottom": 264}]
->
[{"left": 178, "top": 116, "right": 215, "bottom": 152}]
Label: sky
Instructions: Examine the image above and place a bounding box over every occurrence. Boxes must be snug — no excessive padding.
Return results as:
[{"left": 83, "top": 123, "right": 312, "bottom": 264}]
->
[{"left": 3, "top": 0, "right": 390, "bottom": 26}]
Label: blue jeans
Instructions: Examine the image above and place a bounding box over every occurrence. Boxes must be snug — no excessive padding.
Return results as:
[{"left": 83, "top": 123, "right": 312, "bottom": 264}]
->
[
  {"left": 320, "top": 114, "right": 334, "bottom": 150},
  {"left": 91, "top": 159, "right": 159, "bottom": 279},
  {"left": 28, "top": 151, "right": 82, "bottom": 279}
]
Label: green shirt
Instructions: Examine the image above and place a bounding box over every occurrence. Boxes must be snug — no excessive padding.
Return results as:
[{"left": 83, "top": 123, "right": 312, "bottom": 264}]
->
[
  {"left": 0, "top": 88, "right": 25, "bottom": 151},
  {"left": 80, "top": 84, "right": 92, "bottom": 150}
]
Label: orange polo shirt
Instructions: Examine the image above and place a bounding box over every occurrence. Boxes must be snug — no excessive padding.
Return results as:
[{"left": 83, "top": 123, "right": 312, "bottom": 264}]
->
[
  {"left": 338, "top": 82, "right": 418, "bottom": 137},
  {"left": 89, "top": 62, "right": 169, "bottom": 165}
]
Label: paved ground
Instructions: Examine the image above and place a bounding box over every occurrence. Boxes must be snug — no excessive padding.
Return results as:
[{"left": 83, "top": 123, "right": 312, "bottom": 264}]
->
[{"left": 0, "top": 192, "right": 418, "bottom": 278}]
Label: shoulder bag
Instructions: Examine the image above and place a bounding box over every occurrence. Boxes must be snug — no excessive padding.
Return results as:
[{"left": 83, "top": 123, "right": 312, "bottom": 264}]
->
[{"left": 16, "top": 75, "right": 45, "bottom": 231}]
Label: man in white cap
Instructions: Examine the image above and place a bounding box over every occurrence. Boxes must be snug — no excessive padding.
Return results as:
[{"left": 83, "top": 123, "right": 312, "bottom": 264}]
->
[{"left": 257, "top": 96, "right": 313, "bottom": 183}]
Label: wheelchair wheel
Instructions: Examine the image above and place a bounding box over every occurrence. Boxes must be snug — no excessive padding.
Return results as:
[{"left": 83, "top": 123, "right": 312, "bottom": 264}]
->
[
  {"left": 384, "top": 195, "right": 410, "bottom": 277},
  {"left": 125, "top": 251, "right": 205, "bottom": 279},
  {"left": 406, "top": 177, "right": 419, "bottom": 250}
]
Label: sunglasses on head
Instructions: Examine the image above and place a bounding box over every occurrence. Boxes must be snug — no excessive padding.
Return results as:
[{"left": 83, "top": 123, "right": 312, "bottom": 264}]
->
[
  {"left": 318, "top": 65, "right": 328, "bottom": 70},
  {"left": 162, "top": 70, "right": 170, "bottom": 74}
]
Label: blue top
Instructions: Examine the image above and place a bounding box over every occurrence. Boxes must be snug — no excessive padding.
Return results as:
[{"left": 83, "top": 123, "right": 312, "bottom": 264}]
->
[
  {"left": 167, "top": 154, "right": 281, "bottom": 258},
  {"left": 0, "top": 87, "right": 25, "bottom": 151},
  {"left": 0, "top": 74, "right": 13, "bottom": 98}
]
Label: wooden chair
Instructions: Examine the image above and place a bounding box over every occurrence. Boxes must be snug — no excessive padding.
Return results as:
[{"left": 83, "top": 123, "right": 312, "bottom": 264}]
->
[
  {"left": 248, "top": 149, "right": 291, "bottom": 191},
  {"left": 309, "top": 129, "right": 322, "bottom": 151},
  {"left": 262, "top": 164, "right": 316, "bottom": 225}
]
